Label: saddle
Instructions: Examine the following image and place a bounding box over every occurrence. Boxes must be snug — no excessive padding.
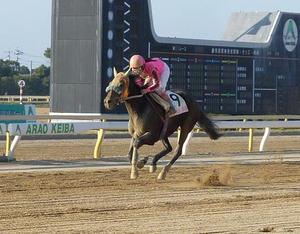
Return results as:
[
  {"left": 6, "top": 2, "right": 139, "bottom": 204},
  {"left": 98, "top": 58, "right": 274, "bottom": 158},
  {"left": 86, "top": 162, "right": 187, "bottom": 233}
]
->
[
  {"left": 145, "top": 91, "right": 188, "bottom": 139},
  {"left": 148, "top": 92, "right": 175, "bottom": 116}
]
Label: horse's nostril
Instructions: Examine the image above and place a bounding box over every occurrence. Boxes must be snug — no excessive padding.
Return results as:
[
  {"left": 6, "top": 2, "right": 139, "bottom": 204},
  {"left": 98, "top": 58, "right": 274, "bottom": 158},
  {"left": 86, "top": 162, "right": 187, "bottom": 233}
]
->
[{"left": 104, "top": 99, "right": 112, "bottom": 106}]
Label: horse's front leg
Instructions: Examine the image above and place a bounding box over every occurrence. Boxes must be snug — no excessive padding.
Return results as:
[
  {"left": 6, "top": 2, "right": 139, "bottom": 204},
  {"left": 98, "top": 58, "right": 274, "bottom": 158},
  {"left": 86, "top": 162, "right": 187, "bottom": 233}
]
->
[
  {"left": 134, "top": 132, "right": 157, "bottom": 170},
  {"left": 127, "top": 137, "right": 134, "bottom": 163},
  {"left": 128, "top": 136, "right": 148, "bottom": 169},
  {"left": 130, "top": 147, "right": 139, "bottom": 179}
]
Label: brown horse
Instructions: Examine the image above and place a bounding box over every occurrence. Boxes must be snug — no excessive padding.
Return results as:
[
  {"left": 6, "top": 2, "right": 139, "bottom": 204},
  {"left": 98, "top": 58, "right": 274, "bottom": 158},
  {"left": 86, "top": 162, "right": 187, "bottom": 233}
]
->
[{"left": 104, "top": 69, "right": 221, "bottom": 180}]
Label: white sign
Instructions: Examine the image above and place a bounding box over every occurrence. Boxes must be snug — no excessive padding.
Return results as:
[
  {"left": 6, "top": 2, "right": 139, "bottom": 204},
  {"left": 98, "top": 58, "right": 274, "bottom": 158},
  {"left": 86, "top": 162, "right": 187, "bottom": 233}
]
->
[
  {"left": 9, "top": 122, "right": 77, "bottom": 135},
  {"left": 283, "top": 19, "right": 298, "bottom": 52},
  {"left": 8, "top": 121, "right": 128, "bottom": 135},
  {"left": 18, "top": 80, "right": 26, "bottom": 88}
]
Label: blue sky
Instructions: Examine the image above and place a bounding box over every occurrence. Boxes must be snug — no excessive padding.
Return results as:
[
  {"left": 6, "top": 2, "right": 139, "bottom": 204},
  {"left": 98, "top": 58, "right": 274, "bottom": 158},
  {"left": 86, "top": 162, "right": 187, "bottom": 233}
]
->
[
  {"left": 0, "top": 0, "right": 51, "bottom": 68},
  {"left": 0, "top": 0, "right": 300, "bottom": 68}
]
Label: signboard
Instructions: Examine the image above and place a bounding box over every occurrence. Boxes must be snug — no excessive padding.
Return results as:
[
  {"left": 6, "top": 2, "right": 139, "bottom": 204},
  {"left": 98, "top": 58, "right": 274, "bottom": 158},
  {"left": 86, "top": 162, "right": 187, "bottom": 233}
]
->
[
  {"left": 9, "top": 122, "right": 76, "bottom": 135},
  {"left": 0, "top": 104, "right": 36, "bottom": 124},
  {"left": 283, "top": 19, "right": 298, "bottom": 52},
  {"left": 8, "top": 121, "right": 128, "bottom": 136},
  {"left": 18, "top": 80, "right": 26, "bottom": 88}
]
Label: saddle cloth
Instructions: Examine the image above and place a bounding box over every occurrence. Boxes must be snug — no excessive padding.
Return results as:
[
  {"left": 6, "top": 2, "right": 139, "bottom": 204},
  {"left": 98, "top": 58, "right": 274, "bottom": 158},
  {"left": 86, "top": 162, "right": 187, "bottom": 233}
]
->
[{"left": 165, "top": 91, "right": 189, "bottom": 117}]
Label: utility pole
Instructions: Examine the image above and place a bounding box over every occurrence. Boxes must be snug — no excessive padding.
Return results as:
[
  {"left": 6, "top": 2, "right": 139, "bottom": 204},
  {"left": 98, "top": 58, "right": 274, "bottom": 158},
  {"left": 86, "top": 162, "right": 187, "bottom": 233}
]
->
[
  {"left": 4, "top": 50, "right": 12, "bottom": 60},
  {"left": 14, "top": 49, "right": 24, "bottom": 62},
  {"left": 30, "top": 61, "right": 33, "bottom": 77}
]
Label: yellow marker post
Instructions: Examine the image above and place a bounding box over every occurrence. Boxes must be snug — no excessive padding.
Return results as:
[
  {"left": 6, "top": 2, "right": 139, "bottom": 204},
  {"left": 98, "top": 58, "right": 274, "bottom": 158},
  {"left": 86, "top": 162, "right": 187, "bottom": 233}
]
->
[
  {"left": 93, "top": 128, "right": 105, "bottom": 159},
  {"left": 248, "top": 128, "right": 253, "bottom": 152},
  {"left": 5, "top": 131, "right": 11, "bottom": 157}
]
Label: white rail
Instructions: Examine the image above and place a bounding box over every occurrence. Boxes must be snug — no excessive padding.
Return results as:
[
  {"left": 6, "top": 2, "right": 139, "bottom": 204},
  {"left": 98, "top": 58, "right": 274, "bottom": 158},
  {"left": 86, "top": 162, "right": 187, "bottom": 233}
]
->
[
  {"left": 0, "top": 95, "right": 50, "bottom": 104},
  {"left": 1, "top": 114, "right": 300, "bottom": 162}
]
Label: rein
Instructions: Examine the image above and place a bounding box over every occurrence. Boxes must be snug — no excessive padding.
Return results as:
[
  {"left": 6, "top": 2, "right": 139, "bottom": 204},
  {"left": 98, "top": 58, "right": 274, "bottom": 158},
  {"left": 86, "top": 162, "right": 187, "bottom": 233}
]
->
[{"left": 121, "top": 94, "right": 144, "bottom": 102}]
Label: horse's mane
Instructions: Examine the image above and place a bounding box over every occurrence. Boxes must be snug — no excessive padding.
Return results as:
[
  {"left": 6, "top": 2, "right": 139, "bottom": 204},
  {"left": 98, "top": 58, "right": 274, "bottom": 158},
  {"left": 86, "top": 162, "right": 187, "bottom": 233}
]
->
[{"left": 127, "top": 74, "right": 142, "bottom": 95}]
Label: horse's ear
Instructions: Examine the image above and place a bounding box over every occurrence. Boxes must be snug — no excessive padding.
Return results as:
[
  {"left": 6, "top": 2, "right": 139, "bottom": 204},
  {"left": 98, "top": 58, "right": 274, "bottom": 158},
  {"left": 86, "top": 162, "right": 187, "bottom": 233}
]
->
[
  {"left": 113, "top": 67, "right": 118, "bottom": 77},
  {"left": 124, "top": 69, "right": 130, "bottom": 77}
]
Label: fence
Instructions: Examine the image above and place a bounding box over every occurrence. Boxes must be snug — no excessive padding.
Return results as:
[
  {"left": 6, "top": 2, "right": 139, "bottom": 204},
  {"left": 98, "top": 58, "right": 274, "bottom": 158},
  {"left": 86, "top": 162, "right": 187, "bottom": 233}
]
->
[
  {"left": 1, "top": 114, "right": 300, "bottom": 162},
  {"left": 0, "top": 95, "right": 50, "bottom": 104}
]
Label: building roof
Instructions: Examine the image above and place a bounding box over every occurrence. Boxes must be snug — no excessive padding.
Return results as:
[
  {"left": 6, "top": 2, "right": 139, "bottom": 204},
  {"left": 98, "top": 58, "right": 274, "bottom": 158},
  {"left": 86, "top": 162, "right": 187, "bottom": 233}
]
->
[{"left": 223, "top": 11, "right": 280, "bottom": 43}]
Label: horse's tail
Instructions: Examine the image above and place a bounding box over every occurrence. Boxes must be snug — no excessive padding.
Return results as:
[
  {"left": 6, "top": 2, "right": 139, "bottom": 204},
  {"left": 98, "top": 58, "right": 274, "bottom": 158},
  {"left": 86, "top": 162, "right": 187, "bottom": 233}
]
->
[{"left": 197, "top": 111, "right": 221, "bottom": 140}]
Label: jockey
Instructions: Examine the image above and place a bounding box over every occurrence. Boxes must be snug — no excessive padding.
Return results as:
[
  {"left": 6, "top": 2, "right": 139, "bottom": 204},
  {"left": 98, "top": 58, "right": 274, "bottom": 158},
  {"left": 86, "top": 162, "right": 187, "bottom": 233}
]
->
[{"left": 129, "top": 54, "right": 176, "bottom": 116}]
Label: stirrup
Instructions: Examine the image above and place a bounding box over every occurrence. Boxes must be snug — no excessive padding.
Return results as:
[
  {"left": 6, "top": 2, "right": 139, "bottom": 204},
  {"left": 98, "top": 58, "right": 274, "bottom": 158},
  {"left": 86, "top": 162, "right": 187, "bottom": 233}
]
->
[{"left": 166, "top": 107, "right": 176, "bottom": 116}]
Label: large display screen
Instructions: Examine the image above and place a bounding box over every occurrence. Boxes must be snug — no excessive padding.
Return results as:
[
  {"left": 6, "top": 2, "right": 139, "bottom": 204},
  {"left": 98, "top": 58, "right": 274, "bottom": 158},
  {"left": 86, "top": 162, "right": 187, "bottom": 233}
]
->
[{"left": 100, "top": 0, "right": 300, "bottom": 115}]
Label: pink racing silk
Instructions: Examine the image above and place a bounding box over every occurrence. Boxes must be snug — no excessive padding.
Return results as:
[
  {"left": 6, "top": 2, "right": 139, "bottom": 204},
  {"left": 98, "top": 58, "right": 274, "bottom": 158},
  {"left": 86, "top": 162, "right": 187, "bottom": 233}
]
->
[
  {"left": 144, "top": 58, "right": 165, "bottom": 78},
  {"left": 135, "top": 58, "right": 165, "bottom": 93}
]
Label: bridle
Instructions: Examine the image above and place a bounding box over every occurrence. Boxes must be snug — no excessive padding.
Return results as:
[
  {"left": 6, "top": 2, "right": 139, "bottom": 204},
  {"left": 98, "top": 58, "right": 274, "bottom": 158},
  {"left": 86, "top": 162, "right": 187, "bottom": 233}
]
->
[{"left": 106, "top": 74, "right": 144, "bottom": 104}]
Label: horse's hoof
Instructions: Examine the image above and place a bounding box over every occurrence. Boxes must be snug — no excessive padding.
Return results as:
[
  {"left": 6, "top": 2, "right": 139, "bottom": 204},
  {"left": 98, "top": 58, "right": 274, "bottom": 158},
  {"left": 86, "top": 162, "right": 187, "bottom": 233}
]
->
[
  {"left": 157, "top": 167, "right": 168, "bottom": 180},
  {"left": 137, "top": 161, "right": 144, "bottom": 169},
  {"left": 130, "top": 166, "right": 138, "bottom": 179},
  {"left": 149, "top": 164, "right": 157, "bottom": 173},
  {"left": 157, "top": 167, "right": 167, "bottom": 180},
  {"left": 130, "top": 170, "right": 138, "bottom": 179},
  {"left": 137, "top": 157, "right": 149, "bottom": 169},
  {"left": 157, "top": 170, "right": 166, "bottom": 180}
]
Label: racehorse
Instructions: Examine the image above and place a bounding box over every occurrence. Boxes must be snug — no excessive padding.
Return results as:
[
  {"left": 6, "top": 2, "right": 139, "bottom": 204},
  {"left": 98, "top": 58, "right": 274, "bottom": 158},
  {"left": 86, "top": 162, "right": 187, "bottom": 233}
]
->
[{"left": 104, "top": 69, "right": 221, "bottom": 180}]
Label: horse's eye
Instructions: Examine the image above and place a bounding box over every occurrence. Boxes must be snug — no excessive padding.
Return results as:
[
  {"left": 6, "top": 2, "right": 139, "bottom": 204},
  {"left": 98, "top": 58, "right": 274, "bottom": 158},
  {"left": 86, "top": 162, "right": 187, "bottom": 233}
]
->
[{"left": 115, "top": 86, "right": 122, "bottom": 94}]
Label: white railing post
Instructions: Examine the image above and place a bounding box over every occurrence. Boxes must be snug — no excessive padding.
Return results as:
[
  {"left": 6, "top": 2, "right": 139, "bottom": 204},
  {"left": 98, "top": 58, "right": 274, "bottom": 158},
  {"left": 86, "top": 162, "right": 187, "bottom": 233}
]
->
[
  {"left": 8, "top": 135, "right": 22, "bottom": 161},
  {"left": 182, "top": 131, "right": 193, "bottom": 156},
  {"left": 259, "top": 127, "right": 271, "bottom": 152}
]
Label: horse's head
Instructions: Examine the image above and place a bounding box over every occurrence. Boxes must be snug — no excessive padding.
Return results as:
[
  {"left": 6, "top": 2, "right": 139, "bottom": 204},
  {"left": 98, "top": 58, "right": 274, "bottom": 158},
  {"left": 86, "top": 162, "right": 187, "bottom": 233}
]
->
[{"left": 104, "top": 68, "right": 131, "bottom": 110}]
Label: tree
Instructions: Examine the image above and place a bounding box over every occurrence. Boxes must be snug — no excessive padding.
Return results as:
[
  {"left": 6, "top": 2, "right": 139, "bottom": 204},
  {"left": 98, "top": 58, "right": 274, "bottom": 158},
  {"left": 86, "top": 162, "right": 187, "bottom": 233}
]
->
[
  {"left": 0, "top": 76, "right": 18, "bottom": 95},
  {"left": 44, "top": 48, "right": 51, "bottom": 59},
  {"left": 0, "top": 59, "right": 20, "bottom": 76},
  {"left": 19, "top": 65, "right": 30, "bottom": 75},
  {"left": 33, "top": 64, "right": 50, "bottom": 77},
  {"left": 0, "top": 47, "right": 51, "bottom": 95}
]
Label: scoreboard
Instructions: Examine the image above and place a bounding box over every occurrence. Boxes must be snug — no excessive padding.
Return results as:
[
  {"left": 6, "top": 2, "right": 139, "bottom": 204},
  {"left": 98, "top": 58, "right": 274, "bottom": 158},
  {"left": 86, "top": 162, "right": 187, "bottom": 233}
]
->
[
  {"left": 149, "top": 46, "right": 298, "bottom": 114},
  {"left": 51, "top": 0, "right": 300, "bottom": 115},
  {"left": 99, "top": 0, "right": 300, "bottom": 115}
]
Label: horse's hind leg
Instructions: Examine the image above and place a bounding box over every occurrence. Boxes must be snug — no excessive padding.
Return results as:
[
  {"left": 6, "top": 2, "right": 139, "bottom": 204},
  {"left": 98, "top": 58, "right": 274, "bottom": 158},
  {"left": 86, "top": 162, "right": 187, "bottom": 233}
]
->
[
  {"left": 149, "top": 137, "right": 172, "bottom": 173},
  {"left": 157, "top": 126, "right": 191, "bottom": 180}
]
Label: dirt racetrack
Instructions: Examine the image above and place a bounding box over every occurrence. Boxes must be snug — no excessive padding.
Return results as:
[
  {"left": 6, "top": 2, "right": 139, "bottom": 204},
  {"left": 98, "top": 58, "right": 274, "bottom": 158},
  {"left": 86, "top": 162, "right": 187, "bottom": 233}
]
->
[{"left": 1, "top": 135, "right": 300, "bottom": 233}]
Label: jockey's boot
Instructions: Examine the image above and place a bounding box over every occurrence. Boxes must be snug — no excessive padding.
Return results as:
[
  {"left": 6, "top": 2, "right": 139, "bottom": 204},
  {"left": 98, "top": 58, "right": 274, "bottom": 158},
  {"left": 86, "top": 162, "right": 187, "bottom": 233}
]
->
[
  {"left": 149, "top": 92, "right": 171, "bottom": 115},
  {"left": 160, "top": 92, "right": 176, "bottom": 116},
  {"left": 148, "top": 92, "right": 172, "bottom": 139},
  {"left": 166, "top": 104, "right": 176, "bottom": 116}
]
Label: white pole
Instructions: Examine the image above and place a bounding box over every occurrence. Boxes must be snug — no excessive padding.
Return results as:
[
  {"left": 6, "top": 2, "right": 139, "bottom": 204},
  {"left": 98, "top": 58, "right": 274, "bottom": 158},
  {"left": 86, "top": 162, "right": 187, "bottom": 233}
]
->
[
  {"left": 182, "top": 131, "right": 193, "bottom": 155},
  {"left": 19, "top": 87, "right": 23, "bottom": 104},
  {"left": 8, "top": 135, "right": 22, "bottom": 161},
  {"left": 259, "top": 127, "right": 271, "bottom": 152}
]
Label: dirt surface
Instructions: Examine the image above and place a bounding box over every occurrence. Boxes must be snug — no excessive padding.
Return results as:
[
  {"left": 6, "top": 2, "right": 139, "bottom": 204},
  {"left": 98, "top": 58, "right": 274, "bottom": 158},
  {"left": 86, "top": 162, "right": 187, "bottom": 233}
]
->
[{"left": 0, "top": 135, "right": 300, "bottom": 233}]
